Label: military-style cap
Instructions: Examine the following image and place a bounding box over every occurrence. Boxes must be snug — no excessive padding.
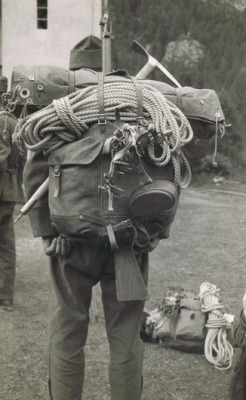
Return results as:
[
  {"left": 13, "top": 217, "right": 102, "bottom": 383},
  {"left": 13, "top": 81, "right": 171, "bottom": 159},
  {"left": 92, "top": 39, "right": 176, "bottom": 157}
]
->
[
  {"left": 69, "top": 35, "right": 102, "bottom": 71},
  {"left": 0, "top": 76, "right": 8, "bottom": 93}
]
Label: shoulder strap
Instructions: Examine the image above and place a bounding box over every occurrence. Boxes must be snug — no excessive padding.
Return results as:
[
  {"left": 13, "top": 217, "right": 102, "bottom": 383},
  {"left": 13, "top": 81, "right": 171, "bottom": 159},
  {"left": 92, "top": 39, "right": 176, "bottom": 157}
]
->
[
  {"left": 68, "top": 70, "right": 75, "bottom": 94},
  {"left": 130, "top": 76, "right": 145, "bottom": 126}
]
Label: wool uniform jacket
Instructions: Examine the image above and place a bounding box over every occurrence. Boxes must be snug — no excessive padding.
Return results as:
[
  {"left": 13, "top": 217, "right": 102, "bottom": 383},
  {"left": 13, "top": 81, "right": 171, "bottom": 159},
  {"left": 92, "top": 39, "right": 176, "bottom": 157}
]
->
[
  {"left": 23, "top": 149, "right": 58, "bottom": 237},
  {"left": 0, "top": 112, "right": 26, "bottom": 203}
]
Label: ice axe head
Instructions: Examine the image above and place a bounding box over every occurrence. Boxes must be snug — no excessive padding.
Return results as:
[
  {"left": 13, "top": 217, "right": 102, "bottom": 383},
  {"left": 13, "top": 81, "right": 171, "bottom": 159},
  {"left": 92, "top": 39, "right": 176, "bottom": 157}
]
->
[
  {"left": 130, "top": 40, "right": 150, "bottom": 60},
  {"left": 130, "top": 40, "right": 181, "bottom": 88},
  {"left": 130, "top": 40, "right": 158, "bottom": 78}
]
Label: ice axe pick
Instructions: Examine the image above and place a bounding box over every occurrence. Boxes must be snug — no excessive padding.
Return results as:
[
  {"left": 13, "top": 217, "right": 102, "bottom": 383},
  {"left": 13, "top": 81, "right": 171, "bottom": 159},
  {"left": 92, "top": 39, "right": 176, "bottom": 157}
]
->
[{"left": 130, "top": 40, "right": 182, "bottom": 88}]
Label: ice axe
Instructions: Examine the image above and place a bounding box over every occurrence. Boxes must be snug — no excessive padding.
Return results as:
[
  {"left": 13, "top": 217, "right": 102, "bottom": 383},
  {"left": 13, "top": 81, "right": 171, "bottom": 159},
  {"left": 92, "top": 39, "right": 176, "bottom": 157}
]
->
[{"left": 130, "top": 40, "right": 182, "bottom": 88}]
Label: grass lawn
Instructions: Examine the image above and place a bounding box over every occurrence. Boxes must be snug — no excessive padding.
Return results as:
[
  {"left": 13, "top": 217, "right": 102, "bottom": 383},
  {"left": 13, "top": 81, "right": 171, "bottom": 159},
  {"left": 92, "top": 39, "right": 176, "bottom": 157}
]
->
[{"left": 0, "top": 185, "right": 245, "bottom": 400}]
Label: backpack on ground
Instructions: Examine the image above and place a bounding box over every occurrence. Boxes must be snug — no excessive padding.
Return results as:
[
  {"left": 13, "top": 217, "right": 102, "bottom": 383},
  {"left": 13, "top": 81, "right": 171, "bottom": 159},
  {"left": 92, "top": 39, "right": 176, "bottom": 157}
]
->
[{"left": 141, "top": 287, "right": 207, "bottom": 353}]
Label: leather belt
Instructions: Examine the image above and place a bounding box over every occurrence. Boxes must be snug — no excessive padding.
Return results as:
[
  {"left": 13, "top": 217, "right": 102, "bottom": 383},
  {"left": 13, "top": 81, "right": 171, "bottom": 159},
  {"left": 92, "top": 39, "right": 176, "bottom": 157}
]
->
[{"left": 79, "top": 213, "right": 132, "bottom": 251}]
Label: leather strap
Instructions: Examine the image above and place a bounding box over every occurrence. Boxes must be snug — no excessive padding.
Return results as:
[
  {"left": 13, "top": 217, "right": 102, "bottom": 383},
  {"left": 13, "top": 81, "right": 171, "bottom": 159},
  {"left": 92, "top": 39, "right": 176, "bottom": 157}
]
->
[
  {"left": 130, "top": 76, "right": 145, "bottom": 126},
  {"left": 80, "top": 213, "right": 132, "bottom": 231},
  {"left": 79, "top": 214, "right": 133, "bottom": 252},
  {"left": 97, "top": 72, "right": 106, "bottom": 133},
  {"left": 68, "top": 71, "right": 75, "bottom": 94},
  {"left": 176, "top": 87, "right": 182, "bottom": 111},
  {"left": 114, "top": 242, "right": 150, "bottom": 302},
  {"left": 106, "top": 223, "right": 118, "bottom": 251},
  {"left": 115, "top": 107, "right": 121, "bottom": 126},
  {"left": 53, "top": 157, "right": 61, "bottom": 198},
  {"left": 6, "top": 168, "right": 17, "bottom": 173}
]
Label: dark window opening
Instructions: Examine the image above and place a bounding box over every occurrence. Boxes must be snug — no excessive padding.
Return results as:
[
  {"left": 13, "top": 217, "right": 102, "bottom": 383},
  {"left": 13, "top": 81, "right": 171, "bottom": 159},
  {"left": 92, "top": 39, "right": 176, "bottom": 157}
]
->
[
  {"left": 37, "top": 0, "right": 47, "bottom": 7},
  {"left": 37, "top": 0, "right": 48, "bottom": 29}
]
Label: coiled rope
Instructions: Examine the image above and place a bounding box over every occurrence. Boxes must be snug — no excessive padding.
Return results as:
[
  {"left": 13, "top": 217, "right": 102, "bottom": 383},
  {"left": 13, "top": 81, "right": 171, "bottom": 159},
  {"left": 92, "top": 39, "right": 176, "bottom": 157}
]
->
[
  {"left": 13, "top": 81, "right": 193, "bottom": 187},
  {"left": 200, "top": 282, "right": 234, "bottom": 370}
]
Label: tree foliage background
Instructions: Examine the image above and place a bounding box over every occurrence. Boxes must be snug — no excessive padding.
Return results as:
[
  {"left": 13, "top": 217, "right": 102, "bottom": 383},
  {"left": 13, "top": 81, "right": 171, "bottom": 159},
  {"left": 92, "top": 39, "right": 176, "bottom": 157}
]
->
[{"left": 109, "top": 0, "right": 246, "bottom": 179}]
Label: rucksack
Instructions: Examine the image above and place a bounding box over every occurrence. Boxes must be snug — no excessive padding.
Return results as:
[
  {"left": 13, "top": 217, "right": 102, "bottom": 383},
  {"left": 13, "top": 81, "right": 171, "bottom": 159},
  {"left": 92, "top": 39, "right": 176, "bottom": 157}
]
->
[
  {"left": 14, "top": 74, "right": 194, "bottom": 252},
  {"left": 141, "top": 287, "right": 207, "bottom": 353},
  {"left": 47, "top": 120, "right": 180, "bottom": 251}
]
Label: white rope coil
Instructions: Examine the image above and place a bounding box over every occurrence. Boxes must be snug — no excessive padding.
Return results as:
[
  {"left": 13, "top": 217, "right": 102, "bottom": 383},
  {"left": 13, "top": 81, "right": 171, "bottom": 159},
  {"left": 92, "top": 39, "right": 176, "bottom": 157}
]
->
[
  {"left": 13, "top": 81, "right": 193, "bottom": 187},
  {"left": 200, "top": 282, "right": 234, "bottom": 370}
]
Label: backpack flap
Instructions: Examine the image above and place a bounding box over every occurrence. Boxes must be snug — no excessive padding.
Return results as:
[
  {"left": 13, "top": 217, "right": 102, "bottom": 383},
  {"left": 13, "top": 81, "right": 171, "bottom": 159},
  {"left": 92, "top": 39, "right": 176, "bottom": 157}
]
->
[
  {"left": 175, "top": 296, "right": 207, "bottom": 342},
  {"left": 48, "top": 135, "right": 107, "bottom": 239},
  {"left": 47, "top": 124, "right": 136, "bottom": 243},
  {"left": 162, "top": 295, "right": 206, "bottom": 353}
]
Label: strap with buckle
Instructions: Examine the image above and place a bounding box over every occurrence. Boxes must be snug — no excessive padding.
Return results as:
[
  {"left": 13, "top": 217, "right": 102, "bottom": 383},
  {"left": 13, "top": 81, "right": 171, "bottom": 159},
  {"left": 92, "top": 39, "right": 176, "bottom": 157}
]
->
[
  {"left": 53, "top": 156, "right": 61, "bottom": 198},
  {"left": 79, "top": 214, "right": 133, "bottom": 251},
  {"left": 130, "top": 76, "right": 147, "bottom": 127}
]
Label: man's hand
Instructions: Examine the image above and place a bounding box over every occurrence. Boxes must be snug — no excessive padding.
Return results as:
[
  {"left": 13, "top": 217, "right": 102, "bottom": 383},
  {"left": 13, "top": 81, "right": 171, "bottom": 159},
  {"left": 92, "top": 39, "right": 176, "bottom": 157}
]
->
[{"left": 42, "top": 235, "right": 72, "bottom": 257}]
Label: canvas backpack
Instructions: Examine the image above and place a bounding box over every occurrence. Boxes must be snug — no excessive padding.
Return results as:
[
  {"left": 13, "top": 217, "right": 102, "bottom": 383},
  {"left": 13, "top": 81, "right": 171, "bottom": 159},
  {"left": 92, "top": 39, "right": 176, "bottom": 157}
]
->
[
  {"left": 45, "top": 73, "right": 190, "bottom": 251},
  {"left": 141, "top": 287, "right": 207, "bottom": 353},
  {"left": 47, "top": 119, "right": 180, "bottom": 251},
  {"left": 12, "top": 72, "right": 195, "bottom": 252}
]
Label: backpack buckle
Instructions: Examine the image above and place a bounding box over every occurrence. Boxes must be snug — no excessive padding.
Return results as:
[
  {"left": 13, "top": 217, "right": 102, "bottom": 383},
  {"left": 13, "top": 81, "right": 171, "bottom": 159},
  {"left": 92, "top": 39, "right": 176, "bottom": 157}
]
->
[
  {"left": 53, "top": 164, "right": 60, "bottom": 177},
  {"left": 53, "top": 157, "right": 61, "bottom": 197},
  {"left": 98, "top": 113, "right": 106, "bottom": 125}
]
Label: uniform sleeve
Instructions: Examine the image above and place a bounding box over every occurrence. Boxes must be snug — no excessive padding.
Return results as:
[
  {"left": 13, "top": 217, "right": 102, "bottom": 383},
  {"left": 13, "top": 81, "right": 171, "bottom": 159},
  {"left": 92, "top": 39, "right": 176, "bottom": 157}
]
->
[
  {"left": 23, "top": 149, "right": 57, "bottom": 237},
  {"left": 228, "top": 310, "right": 246, "bottom": 348},
  {"left": 0, "top": 118, "right": 11, "bottom": 196}
]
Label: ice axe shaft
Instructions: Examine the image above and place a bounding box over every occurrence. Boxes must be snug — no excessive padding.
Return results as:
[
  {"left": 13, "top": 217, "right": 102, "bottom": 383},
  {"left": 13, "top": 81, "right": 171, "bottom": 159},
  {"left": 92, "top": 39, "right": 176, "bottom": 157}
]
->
[
  {"left": 100, "top": 13, "right": 114, "bottom": 75},
  {"left": 14, "top": 177, "right": 49, "bottom": 223},
  {"left": 131, "top": 40, "right": 182, "bottom": 88}
]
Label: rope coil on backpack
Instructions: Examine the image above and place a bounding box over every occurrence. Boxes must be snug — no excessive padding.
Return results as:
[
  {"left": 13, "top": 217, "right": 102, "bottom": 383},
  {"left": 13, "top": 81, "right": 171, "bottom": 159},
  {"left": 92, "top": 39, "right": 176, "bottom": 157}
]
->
[
  {"left": 200, "top": 282, "right": 234, "bottom": 370},
  {"left": 13, "top": 81, "right": 193, "bottom": 188}
]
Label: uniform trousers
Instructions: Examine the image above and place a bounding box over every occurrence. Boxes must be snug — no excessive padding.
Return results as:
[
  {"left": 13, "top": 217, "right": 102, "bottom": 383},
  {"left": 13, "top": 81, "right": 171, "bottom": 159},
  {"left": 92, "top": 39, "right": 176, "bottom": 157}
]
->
[
  {"left": 48, "top": 241, "right": 148, "bottom": 400},
  {"left": 0, "top": 201, "right": 16, "bottom": 301}
]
